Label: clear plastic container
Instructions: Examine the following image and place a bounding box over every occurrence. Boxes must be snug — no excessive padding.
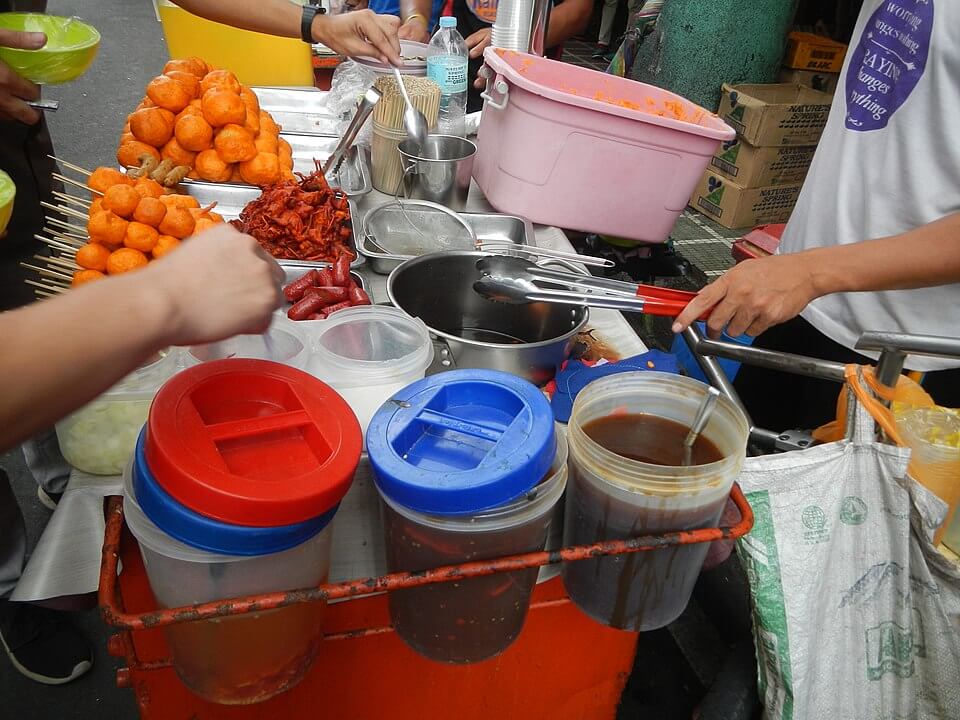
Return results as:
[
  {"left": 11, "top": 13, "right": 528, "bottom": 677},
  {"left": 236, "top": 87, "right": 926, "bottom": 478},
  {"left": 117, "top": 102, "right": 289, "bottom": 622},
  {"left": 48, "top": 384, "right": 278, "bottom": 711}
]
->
[
  {"left": 305, "top": 306, "right": 434, "bottom": 435},
  {"left": 562, "top": 372, "right": 749, "bottom": 631},
  {"left": 122, "top": 462, "right": 333, "bottom": 705},
  {"left": 895, "top": 407, "right": 960, "bottom": 545},
  {"left": 427, "top": 17, "right": 468, "bottom": 137},
  {"left": 55, "top": 351, "right": 178, "bottom": 475},
  {"left": 184, "top": 325, "right": 308, "bottom": 370},
  {"left": 379, "top": 433, "right": 567, "bottom": 663}
]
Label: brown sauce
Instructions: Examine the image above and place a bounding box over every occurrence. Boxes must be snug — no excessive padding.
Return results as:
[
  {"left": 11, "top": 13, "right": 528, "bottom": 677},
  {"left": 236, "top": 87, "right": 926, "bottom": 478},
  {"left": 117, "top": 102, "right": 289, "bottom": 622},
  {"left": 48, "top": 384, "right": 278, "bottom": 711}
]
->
[{"left": 582, "top": 413, "right": 723, "bottom": 466}]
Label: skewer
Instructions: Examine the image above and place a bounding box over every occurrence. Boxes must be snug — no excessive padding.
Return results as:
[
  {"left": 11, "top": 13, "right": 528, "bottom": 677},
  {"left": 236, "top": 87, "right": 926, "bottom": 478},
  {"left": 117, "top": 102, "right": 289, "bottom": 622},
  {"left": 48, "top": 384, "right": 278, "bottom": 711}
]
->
[
  {"left": 32, "top": 288, "right": 60, "bottom": 299},
  {"left": 42, "top": 231, "right": 85, "bottom": 249},
  {"left": 25, "top": 278, "right": 67, "bottom": 294},
  {"left": 41, "top": 200, "right": 89, "bottom": 222},
  {"left": 53, "top": 191, "right": 91, "bottom": 210},
  {"left": 49, "top": 155, "right": 92, "bottom": 177},
  {"left": 53, "top": 172, "right": 101, "bottom": 196},
  {"left": 20, "top": 262, "right": 74, "bottom": 282},
  {"left": 45, "top": 223, "right": 87, "bottom": 240},
  {"left": 37, "top": 254, "right": 79, "bottom": 271},
  {"left": 46, "top": 216, "right": 88, "bottom": 236},
  {"left": 35, "top": 234, "right": 83, "bottom": 254}
]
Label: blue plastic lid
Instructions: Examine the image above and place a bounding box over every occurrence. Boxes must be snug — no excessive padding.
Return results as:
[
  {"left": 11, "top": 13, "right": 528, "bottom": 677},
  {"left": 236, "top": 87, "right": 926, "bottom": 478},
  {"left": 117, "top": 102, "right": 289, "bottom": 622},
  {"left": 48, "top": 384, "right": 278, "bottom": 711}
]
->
[
  {"left": 439, "top": 16, "right": 457, "bottom": 28},
  {"left": 366, "top": 369, "right": 556, "bottom": 515},
  {"left": 132, "top": 430, "right": 336, "bottom": 557}
]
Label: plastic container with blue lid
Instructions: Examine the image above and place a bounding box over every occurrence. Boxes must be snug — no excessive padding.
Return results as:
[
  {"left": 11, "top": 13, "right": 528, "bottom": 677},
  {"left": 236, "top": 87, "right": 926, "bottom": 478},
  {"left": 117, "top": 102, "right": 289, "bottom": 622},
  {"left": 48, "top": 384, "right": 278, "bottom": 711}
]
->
[
  {"left": 366, "top": 369, "right": 567, "bottom": 663},
  {"left": 366, "top": 368, "right": 557, "bottom": 515}
]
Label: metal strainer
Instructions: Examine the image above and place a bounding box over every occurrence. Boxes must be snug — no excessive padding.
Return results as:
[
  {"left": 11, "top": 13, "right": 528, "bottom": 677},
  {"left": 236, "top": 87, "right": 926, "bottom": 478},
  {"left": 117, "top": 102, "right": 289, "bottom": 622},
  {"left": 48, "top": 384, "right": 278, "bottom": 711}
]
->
[{"left": 362, "top": 199, "right": 477, "bottom": 258}]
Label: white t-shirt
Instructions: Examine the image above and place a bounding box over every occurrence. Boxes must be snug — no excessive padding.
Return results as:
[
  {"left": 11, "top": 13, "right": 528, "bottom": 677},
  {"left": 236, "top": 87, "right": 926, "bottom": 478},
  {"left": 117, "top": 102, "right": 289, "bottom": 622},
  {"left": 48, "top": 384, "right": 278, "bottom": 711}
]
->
[{"left": 780, "top": 0, "right": 960, "bottom": 371}]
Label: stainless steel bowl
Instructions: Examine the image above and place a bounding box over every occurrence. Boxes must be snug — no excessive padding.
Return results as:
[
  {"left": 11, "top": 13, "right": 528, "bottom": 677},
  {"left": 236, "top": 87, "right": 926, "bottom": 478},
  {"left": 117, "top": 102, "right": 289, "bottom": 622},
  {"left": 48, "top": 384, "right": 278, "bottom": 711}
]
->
[{"left": 387, "top": 251, "right": 588, "bottom": 384}]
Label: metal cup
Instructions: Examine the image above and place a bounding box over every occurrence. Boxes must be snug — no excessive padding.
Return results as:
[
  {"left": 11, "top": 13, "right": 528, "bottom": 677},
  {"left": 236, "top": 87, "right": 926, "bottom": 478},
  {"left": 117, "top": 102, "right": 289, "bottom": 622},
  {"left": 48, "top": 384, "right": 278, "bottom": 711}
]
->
[{"left": 398, "top": 136, "right": 477, "bottom": 211}]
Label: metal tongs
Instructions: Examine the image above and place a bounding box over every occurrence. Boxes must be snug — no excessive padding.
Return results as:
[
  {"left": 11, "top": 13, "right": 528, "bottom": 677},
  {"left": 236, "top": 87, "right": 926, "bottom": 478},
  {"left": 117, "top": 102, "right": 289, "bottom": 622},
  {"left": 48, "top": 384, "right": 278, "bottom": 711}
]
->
[
  {"left": 473, "top": 255, "right": 710, "bottom": 319},
  {"left": 322, "top": 87, "right": 381, "bottom": 176}
]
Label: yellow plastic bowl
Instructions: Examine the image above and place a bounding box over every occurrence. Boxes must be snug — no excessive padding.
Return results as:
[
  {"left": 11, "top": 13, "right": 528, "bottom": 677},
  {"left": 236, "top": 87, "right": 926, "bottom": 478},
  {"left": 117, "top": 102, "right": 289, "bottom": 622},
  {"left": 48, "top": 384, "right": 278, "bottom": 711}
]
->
[
  {"left": 0, "top": 13, "right": 100, "bottom": 84},
  {"left": 0, "top": 169, "right": 16, "bottom": 237}
]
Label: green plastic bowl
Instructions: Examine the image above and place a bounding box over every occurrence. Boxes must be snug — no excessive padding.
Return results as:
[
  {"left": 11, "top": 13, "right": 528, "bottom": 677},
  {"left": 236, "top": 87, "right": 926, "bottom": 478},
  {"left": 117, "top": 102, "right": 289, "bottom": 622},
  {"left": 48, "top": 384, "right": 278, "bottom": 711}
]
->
[
  {"left": 0, "top": 14, "right": 100, "bottom": 84},
  {"left": 0, "top": 169, "right": 16, "bottom": 237}
]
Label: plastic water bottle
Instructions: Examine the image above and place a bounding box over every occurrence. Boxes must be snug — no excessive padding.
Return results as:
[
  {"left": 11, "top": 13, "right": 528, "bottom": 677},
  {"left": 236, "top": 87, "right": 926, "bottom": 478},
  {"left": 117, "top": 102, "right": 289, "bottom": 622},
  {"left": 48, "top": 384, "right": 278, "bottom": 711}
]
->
[{"left": 427, "top": 17, "right": 469, "bottom": 137}]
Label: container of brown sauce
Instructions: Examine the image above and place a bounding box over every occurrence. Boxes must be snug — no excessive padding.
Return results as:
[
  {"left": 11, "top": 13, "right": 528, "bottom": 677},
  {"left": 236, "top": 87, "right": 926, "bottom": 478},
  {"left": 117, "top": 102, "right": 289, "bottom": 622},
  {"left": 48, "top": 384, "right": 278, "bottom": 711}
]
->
[{"left": 562, "top": 372, "right": 749, "bottom": 631}]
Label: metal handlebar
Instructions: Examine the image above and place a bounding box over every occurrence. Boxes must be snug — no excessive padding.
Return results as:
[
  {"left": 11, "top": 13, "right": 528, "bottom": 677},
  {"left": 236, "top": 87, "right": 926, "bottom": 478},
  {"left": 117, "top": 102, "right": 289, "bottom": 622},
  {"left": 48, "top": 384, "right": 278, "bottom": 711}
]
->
[{"left": 681, "top": 325, "right": 960, "bottom": 451}]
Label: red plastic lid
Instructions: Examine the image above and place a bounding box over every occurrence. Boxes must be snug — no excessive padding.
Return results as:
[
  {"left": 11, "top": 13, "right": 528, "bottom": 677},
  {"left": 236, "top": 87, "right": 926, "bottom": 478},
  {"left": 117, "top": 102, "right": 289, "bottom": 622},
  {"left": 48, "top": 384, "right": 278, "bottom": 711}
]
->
[{"left": 145, "top": 359, "right": 362, "bottom": 527}]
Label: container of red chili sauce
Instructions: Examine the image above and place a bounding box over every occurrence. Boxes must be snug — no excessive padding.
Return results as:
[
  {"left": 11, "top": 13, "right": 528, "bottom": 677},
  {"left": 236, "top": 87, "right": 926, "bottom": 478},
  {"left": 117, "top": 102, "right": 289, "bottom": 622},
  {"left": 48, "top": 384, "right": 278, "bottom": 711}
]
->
[{"left": 366, "top": 369, "right": 565, "bottom": 663}]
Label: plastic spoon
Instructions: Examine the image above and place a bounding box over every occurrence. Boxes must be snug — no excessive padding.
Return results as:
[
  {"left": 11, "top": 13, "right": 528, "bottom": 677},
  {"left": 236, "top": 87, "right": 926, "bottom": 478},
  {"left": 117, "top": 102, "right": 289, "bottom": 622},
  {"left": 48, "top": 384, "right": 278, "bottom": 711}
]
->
[{"left": 682, "top": 387, "right": 721, "bottom": 466}]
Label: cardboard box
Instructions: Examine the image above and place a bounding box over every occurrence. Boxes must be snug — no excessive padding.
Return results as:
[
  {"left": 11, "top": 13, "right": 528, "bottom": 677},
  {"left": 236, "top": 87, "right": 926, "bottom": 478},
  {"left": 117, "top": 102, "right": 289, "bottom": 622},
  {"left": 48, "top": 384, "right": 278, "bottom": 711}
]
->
[
  {"left": 690, "top": 172, "right": 802, "bottom": 229},
  {"left": 718, "top": 83, "right": 833, "bottom": 147},
  {"left": 783, "top": 31, "right": 847, "bottom": 73},
  {"left": 777, "top": 67, "right": 838, "bottom": 95},
  {"left": 710, "top": 139, "right": 817, "bottom": 187}
]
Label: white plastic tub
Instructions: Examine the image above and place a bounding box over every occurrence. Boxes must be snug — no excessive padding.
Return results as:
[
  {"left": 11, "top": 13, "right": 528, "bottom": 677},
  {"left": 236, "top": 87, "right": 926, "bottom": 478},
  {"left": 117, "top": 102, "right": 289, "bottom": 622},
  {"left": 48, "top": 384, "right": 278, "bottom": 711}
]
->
[
  {"left": 305, "top": 306, "right": 434, "bottom": 435},
  {"left": 184, "top": 325, "right": 309, "bottom": 370},
  {"left": 474, "top": 49, "right": 735, "bottom": 243}
]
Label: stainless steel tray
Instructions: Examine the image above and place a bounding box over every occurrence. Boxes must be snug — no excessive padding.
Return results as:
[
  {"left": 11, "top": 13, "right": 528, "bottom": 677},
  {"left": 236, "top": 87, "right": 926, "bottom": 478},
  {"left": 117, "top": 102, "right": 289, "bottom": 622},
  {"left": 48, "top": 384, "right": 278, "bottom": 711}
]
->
[
  {"left": 181, "top": 184, "right": 363, "bottom": 269},
  {"left": 252, "top": 86, "right": 340, "bottom": 137},
  {"left": 178, "top": 137, "right": 370, "bottom": 198},
  {"left": 359, "top": 209, "right": 533, "bottom": 274}
]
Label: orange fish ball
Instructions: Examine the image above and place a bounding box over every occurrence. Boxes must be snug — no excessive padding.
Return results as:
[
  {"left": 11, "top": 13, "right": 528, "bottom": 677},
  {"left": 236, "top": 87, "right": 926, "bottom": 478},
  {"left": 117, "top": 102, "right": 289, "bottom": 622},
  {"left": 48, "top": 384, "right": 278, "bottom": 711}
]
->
[
  {"left": 174, "top": 113, "right": 213, "bottom": 152},
  {"left": 158, "top": 206, "right": 196, "bottom": 239},
  {"left": 202, "top": 89, "right": 246, "bottom": 128},
  {"left": 118, "top": 140, "right": 161, "bottom": 169},
  {"left": 200, "top": 69, "right": 241, "bottom": 95},
  {"left": 214, "top": 124, "right": 257, "bottom": 164},
  {"left": 88, "top": 167, "right": 129, "bottom": 194},
  {"left": 87, "top": 210, "right": 129, "bottom": 247},
  {"left": 164, "top": 70, "right": 201, "bottom": 100},
  {"left": 161, "top": 137, "right": 197, "bottom": 168},
  {"left": 102, "top": 183, "right": 141, "bottom": 218},
  {"left": 106, "top": 247, "right": 150, "bottom": 275},
  {"left": 152, "top": 234, "right": 181, "bottom": 259},
  {"left": 72, "top": 269, "right": 105, "bottom": 287},
  {"left": 146, "top": 75, "right": 192, "bottom": 113},
  {"left": 239, "top": 151, "right": 280, "bottom": 186},
  {"left": 124, "top": 221, "right": 160, "bottom": 252},
  {"left": 133, "top": 196, "right": 167, "bottom": 226},
  {"left": 75, "top": 243, "right": 111, "bottom": 272}
]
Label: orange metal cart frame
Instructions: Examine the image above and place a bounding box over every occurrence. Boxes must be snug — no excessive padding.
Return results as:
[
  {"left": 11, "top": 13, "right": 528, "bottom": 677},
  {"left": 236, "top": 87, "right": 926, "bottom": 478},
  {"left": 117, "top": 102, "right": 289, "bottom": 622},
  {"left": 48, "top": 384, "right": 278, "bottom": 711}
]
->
[{"left": 99, "top": 486, "right": 753, "bottom": 719}]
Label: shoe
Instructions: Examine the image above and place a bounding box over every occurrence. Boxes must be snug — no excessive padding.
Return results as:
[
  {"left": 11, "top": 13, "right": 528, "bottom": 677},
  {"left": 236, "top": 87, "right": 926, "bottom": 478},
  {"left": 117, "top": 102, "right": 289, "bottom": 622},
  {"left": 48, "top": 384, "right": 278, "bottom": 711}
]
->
[
  {"left": 37, "top": 486, "right": 62, "bottom": 511},
  {"left": 591, "top": 43, "right": 610, "bottom": 59},
  {"left": 0, "top": 600, "right": 93, "bottom": 685}
]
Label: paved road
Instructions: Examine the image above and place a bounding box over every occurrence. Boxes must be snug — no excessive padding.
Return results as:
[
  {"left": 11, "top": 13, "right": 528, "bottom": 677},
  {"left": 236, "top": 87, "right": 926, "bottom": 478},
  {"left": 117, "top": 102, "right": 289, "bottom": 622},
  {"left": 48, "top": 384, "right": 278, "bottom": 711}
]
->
[{"left": 2, "top": 1, "right": 166, "bottom": 716}]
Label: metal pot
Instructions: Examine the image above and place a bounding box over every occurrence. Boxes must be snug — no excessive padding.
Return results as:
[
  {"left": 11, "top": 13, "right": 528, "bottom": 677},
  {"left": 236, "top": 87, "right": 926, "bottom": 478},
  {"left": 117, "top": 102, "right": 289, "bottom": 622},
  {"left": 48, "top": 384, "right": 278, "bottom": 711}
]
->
[
  {"left": 387, "top": 251, "right": 588, "bottom": 384},
  {"left": 398, "top": 136, "right": 477, "bottom": 211}
]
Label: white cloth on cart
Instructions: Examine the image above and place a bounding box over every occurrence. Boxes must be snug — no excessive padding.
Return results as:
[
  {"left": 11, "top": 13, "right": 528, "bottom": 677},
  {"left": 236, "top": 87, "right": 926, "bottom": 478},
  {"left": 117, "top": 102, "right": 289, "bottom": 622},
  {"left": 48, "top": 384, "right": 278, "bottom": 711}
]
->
[{"left": 736, "top": 399, "right": 960, "bottom": 719}]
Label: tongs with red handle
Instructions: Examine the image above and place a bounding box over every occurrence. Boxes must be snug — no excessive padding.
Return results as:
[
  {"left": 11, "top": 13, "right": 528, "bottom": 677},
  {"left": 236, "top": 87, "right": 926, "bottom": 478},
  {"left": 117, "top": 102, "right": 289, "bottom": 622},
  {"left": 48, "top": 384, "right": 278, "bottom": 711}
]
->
[{"left": 487, "top": 262, "right": 711, "bottom": 320}]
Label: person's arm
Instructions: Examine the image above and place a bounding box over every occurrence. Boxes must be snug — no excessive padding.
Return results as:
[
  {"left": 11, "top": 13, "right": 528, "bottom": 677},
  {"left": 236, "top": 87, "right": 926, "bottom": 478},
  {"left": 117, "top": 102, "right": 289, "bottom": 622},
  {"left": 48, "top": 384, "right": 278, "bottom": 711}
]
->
[
  {"left": 672, "top": 212, "right": 960, "bottom": 339},
  {"left": 169, "top": 0, "right": 402, "bottom": 64},
  {"left": 469, "top": 0, "right": 592, "bottom": 86},
  {"left": 0, "top": 225, "right": 283, "bottom": 452},
  {"left": 0, "top": 28, "right": 45, "bottom": 124},
  {"left": 398, "top": 0, "right": 432, "bottom": 42}
]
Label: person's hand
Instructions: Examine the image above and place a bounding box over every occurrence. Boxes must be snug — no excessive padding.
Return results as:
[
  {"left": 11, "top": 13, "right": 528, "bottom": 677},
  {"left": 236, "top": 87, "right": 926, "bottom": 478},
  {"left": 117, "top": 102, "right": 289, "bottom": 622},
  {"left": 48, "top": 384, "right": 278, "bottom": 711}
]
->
[
  {"left": 147, "top": 224, "right": 285, "bottom": 347},
  {"left": 671, "top": 253, "right": 818, "bottom": 339},
  {"left": 398, "top": 16, "right": 430, "bottom": 43},
  {"left": 313, "top": 10, "right": 403, "bottom": 66},
  {"left": 467, "top": 28, "right": 491, "bottom": 89},
  {"left": 0, "top": 29, "right": 46, "bottom": 124}
]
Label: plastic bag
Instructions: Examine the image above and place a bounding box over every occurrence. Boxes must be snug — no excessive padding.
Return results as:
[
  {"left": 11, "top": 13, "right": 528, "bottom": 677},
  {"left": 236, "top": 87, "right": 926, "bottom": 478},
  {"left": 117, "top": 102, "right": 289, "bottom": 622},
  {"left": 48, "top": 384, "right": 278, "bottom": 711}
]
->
[
  {"left": 328, "top": 60, "right": 377, "bottom": 146},
  {"left": 737, "top": 372, "right": 960, "bottom": 719}
]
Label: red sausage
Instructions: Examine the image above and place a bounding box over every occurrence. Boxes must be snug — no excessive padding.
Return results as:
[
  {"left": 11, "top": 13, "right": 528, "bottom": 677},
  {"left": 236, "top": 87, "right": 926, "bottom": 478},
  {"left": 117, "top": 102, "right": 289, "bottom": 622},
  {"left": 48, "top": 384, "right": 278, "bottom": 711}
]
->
[
  {"left": 282, "top": 269, "right": 320, "bottom": 302},
  {"left": 304, "top": 286, "right": 349, "bottom": 303},
  {"left": 307, "top": 313, "right": 325, "bottom": 321},
  {"left": 333, "top": 256, "right": 350, "bottom": 287},
  {"left": 316, "top": 268, "right": 334, "bottom": 287},
  {"left": 350, "top": 286, "right": 371, "bottom": 306},
  {"left": 323, "top": 300, "right": 353, "bottom": 317},
  {"left": 287, "top": 294, "right": 325, "bottom": 321}
]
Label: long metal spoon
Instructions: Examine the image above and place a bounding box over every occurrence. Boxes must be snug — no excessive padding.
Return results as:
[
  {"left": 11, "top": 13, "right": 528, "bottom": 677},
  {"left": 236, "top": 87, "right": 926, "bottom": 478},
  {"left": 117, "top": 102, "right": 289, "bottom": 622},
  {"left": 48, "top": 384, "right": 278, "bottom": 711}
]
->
[
  {"left": 393, "top": 66, "right": 429, "bottom": 152},
  {"left": 682, "top": 387, "right": 721, "bottom": 466}
]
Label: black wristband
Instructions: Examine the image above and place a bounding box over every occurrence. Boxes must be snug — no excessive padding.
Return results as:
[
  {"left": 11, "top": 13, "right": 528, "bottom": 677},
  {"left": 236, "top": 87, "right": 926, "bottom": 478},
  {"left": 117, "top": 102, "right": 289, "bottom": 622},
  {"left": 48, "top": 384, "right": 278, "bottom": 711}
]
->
[{"left": 301, "top": 4, "right": 326, "bottom": 44}]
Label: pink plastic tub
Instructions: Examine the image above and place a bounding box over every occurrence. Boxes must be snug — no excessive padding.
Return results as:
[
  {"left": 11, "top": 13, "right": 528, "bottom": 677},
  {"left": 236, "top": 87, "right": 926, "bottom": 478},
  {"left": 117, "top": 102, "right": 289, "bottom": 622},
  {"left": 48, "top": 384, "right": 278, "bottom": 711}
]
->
[{"left": 474, "top": 49, "right": 735, "bottom": 243}]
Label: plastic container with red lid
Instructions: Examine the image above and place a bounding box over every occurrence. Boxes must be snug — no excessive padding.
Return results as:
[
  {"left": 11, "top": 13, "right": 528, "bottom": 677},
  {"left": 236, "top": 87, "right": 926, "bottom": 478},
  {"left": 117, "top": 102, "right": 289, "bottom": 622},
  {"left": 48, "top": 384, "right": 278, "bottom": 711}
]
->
[
  {"left": 126, "top": 358, "right": 362, "bottom": 705},
  {"left": 145, "top": 358, "right": 362, "bottom": 527}
]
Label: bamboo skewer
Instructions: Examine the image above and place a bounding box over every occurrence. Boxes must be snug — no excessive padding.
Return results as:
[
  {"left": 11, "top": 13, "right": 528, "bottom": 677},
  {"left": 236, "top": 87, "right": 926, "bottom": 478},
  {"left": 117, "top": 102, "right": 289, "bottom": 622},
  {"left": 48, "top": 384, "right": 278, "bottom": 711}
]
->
[
  {"left": 43, "top": 230, "right": 85, "bottom": 249},
  {"left": 41, "top": 200, "right": 89, "bottom": 222},
  {"left": 46, "top": 216, "right": 88, "bottom": 236},
  {"left": 37, "top": 254, "right": 79, "bottom": 271},
  {"left": 53, "top": 191, "right": 91, "bottom": 210},
  {"left": 25, "top": 278, "right": 67, "bottom": 294},
  {"left": 53, "top": 172, "right": 101, "bottom": 196},
  {"left": 20, "top": 262, "right": 74, "bottom": 282},
  {"left": 49, "top": 155, "right": 91, "bottom": 177},
  {"left": 35, "top": 234, "right": 83, "bottom": 254}
]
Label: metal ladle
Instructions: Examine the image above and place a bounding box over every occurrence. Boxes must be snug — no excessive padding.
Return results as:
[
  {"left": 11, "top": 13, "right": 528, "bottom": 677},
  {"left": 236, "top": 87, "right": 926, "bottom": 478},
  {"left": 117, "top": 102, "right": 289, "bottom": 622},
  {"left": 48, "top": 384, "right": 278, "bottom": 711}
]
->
[
  {"left": 393, "top": 67, "right": 429, "bottom": 152},
  {"left": 682, "top": 387, "right": 720, "bottom": 466}
]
